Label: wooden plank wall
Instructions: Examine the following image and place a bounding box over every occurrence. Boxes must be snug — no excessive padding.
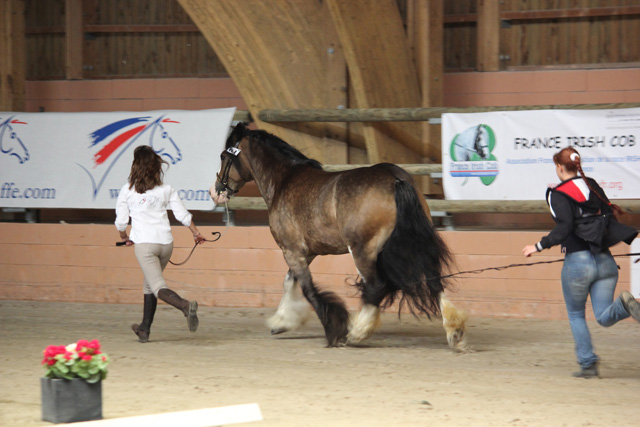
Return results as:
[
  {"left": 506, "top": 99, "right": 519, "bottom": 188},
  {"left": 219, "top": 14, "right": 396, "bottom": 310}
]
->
[
  {"left": 0, "top": 223, "right": 634, "bottom": 321},
  {"left": 0, "top": 0, "right": 26, "bottom": 111},
  {"left": 25, "top": 0, "right": 225, "bottom": 79},
  {"left": 23, "top": 0, "right": 65, "bottom": 79},
  {"left": 443, "top": 0, "right": 640, "bottom": 71},
  {"left": 23, "top": 0, "right": 640, "bottom": 80}
]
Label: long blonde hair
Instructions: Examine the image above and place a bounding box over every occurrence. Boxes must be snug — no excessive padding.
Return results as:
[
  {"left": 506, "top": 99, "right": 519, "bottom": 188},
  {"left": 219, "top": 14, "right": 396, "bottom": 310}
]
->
[{"left": 128, "top": 145, "right": 168, "bottom": 193}]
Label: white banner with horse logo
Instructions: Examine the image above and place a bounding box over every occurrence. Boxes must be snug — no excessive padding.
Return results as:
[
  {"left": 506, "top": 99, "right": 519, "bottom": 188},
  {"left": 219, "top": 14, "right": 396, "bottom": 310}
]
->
[
  {"left": 0, "top": 108, "right": 235, "bottom": 210},
  {"left": 442, "top": 108, "right": 640, "bottom": 200}
]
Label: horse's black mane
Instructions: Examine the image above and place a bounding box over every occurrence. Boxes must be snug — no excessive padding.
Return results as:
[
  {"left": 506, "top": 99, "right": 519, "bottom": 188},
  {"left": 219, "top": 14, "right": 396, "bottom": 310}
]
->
[{"left": 226, "top": 122, "right": 322, "bottom": 170}]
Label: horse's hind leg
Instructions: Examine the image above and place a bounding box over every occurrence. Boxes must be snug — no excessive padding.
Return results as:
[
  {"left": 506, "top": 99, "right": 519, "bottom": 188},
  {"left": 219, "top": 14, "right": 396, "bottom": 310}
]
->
[
  {"left": 347, "top": 301, "right": 381, "bottom": 344},
  {"left": 439, "top": 293, "right": 470, "bottom": 352},
  {"left": 267, "top": 270, "right": 311, "bottom": 335},
  {"left": 347, "top": 249, "right": 386, "bottom": 344}
]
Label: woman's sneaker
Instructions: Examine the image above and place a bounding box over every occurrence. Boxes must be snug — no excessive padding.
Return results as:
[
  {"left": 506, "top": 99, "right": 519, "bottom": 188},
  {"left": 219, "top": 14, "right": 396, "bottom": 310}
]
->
[
  {"left": 572, "top": 361, "right": 599, "bottom": 379},
  {"left": 621, "top": 291, "right": 640, "bottom": 323}
]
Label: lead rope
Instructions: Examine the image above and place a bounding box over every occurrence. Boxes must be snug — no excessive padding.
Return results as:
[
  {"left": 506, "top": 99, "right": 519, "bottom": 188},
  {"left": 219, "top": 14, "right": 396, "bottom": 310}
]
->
[
  {"left": 168, "top": 201, "right": 233, "bottom": 266},
  {"left": 430, "top": 252, "right": 640, "bottom": 281}
]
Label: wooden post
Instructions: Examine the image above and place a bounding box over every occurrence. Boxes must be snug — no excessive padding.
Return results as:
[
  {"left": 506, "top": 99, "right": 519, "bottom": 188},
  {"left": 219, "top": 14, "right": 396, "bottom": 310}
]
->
[
  {"left": 408, "top": 0, "right": 444, "bottom": 195},
  {"left": 322, "top": 1, "right": 349, "bottom": 164},
  {"left": 0, "top": 0, "right": 26, "bottom": 111},
  {"left": 477, "top": 0, "right": 500, "bottom": 71},
  {"left": 65, "top": 0, "right": 83, "bottom": 80}
]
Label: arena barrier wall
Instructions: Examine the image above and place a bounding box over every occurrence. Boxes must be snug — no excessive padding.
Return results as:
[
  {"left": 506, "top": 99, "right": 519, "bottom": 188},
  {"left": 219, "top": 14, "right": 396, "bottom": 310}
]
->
[{"left": 0, "top": 223, "right": 633, "bottom": 321}]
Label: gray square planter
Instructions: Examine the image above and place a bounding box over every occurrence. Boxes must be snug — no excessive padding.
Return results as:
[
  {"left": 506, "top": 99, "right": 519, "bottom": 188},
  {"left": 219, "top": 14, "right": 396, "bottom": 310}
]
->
[{"left": 41, "top": 377, "right": 102, "bottom": 424}]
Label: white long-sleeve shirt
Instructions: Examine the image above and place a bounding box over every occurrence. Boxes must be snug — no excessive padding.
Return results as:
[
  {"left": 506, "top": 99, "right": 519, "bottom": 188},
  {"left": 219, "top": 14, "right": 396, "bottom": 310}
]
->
[{"left": 115, "top": 183, "right": 193, "bottom": 244}]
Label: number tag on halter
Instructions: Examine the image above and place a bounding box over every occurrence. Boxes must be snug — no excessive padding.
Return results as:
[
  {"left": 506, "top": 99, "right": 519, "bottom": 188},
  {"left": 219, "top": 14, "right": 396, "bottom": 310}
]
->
[{"left": 226, "top": 146, "right": 241, "bottom": 156}]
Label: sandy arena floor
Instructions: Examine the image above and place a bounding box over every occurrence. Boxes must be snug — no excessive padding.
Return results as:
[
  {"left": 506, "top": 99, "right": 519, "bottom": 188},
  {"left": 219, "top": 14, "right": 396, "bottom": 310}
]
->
[{"left": 1, "top": 300, "right": 639, "bottom": 426}]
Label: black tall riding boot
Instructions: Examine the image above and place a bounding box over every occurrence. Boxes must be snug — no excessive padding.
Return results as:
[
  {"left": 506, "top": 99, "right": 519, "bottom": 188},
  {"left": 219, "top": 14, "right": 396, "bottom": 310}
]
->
[
  {"left": 131, "top": 293, "right": 157, "bottom": 343},
  {"left": 157, "top": 288, "right": 199, "bottom": 332}
]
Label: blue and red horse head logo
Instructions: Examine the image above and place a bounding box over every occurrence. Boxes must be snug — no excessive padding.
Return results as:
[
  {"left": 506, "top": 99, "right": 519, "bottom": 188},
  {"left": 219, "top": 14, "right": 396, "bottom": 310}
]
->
[
  {"left": 78, "top": 115, "right": 183, "bottom": 199},
  {"left": 0, "top": 116, "right": 30, "bottom": 164}
]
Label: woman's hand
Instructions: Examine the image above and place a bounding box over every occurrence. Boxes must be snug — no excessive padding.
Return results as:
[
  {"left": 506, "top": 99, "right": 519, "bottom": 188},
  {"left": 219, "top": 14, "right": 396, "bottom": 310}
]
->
[
  {"left": 522, "top": 244, "right": 538, "bottom": 257},
  {"left": 193, "top": 232, "right": 206, "bottom": 245},
  {"left": 119, "top": 231, "right": 134, "bottom": 246},
  {"left": 188, "top": 221, "right": 205, "bottom": 245}
]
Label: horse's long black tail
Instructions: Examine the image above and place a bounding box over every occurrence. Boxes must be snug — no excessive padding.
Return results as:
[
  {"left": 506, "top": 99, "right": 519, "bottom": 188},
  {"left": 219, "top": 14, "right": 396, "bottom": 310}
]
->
[{"left": 376, "top": 179, "right": 453, "bottom": 318}]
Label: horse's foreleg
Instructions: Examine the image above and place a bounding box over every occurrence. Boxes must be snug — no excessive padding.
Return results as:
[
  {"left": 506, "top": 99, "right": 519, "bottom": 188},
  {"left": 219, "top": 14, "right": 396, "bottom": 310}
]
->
[
  {"left": 296, "top": 270, "right": 349, "bottom": 347},
  {"left": 266, "top": 270, "right": 311, "bottom": 335},
  {"left": 439, "top": 293, "right": 470, "bottom": 352}
]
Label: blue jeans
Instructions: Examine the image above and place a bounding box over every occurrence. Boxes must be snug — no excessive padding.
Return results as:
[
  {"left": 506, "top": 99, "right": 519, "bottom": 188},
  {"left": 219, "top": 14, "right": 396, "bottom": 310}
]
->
[{"left": 561, "top": 250, "right": 629, "bottom": 369}]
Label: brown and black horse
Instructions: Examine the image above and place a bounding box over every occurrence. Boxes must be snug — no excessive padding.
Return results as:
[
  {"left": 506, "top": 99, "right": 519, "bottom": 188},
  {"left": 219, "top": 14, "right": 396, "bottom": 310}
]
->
[{"left": 210, "top": 123, "right": 467, "bottom": 350}]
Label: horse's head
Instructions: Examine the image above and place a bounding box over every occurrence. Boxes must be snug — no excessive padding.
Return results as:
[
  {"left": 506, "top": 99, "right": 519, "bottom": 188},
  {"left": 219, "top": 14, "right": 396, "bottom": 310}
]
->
[
  {"left": 0, "top": 117, "right": 30, "bottom": 164},
  {"left": 210, "top": 122, "right": 254, "bottom": 204},
  {"left": 473, "top": 125, "right": 489, "bottom": 159},
  {"left": 149, "top": 117, "right": 182, "bottom": 164}
]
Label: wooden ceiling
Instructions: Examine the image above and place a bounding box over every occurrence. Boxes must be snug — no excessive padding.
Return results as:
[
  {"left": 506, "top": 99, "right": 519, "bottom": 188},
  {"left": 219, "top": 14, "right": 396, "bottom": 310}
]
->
[{"left": 176, "top": 0, "right": 444, "bottom": 165}]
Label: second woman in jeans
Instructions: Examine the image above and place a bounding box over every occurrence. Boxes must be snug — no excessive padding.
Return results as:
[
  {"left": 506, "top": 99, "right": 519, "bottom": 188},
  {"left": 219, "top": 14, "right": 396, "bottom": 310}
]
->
[{"left": 522, "top": 147, "right": 639, "bottom": 378}]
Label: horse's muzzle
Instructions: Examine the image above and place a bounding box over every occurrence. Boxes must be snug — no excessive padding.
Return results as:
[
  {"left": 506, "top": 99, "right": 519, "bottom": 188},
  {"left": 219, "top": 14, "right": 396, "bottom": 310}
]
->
[
  {"left": 212, "top": 192, "right": 229, "bottom": 205},
  {"left": 210, "top": 185, "right": 230, "bottom": 204}
]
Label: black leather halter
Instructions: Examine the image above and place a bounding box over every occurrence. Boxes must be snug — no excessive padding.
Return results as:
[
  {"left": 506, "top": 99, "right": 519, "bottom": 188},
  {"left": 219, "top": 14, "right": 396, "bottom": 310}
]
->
[{"left": 216, "top": 139, "right": 249, "bottom": 195}]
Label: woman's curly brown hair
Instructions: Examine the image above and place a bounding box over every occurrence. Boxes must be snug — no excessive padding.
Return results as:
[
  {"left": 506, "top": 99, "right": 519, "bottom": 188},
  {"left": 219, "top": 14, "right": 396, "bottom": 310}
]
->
[{"left": 128, "top": 145, "right": 168, "bottom": 193}]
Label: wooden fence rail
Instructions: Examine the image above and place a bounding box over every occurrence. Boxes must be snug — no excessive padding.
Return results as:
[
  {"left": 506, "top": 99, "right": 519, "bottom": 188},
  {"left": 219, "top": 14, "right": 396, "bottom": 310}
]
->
[
  {"left": 255, "top": 103, "right": 640, "bottom": 123},
  {"left": 228, "top": 107, "right": 640, "bottom": 215},
  {"left": 225, "top": 197, "right": 640, "bottom": 214}
]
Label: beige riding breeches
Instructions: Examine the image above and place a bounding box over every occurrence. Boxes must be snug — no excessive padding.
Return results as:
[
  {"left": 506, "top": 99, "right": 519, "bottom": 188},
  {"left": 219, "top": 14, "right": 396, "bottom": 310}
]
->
[{"left": 134, "top": 242, "right": 173, "bottom": 296}]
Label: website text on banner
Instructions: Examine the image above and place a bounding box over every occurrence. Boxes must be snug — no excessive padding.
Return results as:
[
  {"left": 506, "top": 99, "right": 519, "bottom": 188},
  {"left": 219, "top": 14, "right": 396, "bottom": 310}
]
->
[
  {"left": 0, "top": 108, "right": 235, "bottom": 210},
  {"left": 441, "top": 108, "right": 640, "bottom": 201}
]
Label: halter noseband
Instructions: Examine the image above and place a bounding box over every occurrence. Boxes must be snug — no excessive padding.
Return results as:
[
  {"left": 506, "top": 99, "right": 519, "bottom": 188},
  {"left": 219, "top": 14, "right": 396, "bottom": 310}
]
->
[{"left": 216, "top": 140, "right": 248, "bottom": 195}]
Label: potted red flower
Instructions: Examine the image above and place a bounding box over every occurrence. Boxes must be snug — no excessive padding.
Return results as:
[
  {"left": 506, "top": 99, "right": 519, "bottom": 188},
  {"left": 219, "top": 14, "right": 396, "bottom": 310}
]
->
[{"left": 41, "top": 339, "right": 110, "bottom": 423}]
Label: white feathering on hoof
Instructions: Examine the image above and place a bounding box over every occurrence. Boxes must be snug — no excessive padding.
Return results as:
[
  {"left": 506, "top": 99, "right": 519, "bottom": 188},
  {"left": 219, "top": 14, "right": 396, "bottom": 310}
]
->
[
  {"left": 347, "top": 304, "right": 381, "bottom": 344},
  {"left": 267, "top": 273, "right": 311, "bottom": 333},
  {"left": 440, "top": 294, "right": 471, "bottom": 353}
]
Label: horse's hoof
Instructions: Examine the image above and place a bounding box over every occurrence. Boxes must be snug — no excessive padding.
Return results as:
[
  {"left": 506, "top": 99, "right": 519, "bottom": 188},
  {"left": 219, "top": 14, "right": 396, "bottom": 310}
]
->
[
  {"left": 346, "top": 329, "right": 373, "bottom": 344},
  {"left": 271, "top": 327, "right": 288, "bottom": 335},
  {"left": 325, "top": 335, "right": 348, "bottom": 347},
  {"left": 452, "top": 343, "right": 474, "bottom": 353},
  {"left": 448, "top": 336, "right": 473, "bottom": 353}
]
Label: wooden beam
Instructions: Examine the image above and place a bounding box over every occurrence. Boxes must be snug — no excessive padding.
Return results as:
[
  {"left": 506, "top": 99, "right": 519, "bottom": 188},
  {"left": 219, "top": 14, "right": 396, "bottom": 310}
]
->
[
  {"left": 444, "top": 6, "right": 640, "bottom": 24},
  {"left": 501, "top": 6, "right": 640, "bottom": 21},
  {"left": 327, "top": 0, "right": 423, "bottom": 164},
  {"left": 323, "top": 164, "right": 441, "bottom": 173},
  {"left": 65, "top": 0, "right": 83, "bottom": 80},
  {"left": 26, "top": 24, "right": 201, "bottom": 34},
  {"left": 0, "top": 0, "right": 25, "bottom": 111},
  {"left": 176, "top": 0, "right": 349, "bottom": 164},
  {"left": 258, "top": 103, "right": 640, "bottom": 122},
  {"left": 477, "top": 0, "right": 500, "bottom": 72}
]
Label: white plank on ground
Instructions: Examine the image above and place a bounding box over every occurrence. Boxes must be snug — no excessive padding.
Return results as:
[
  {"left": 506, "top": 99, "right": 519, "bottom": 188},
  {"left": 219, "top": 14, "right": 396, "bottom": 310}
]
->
[{"left": 63, "top": 403, "right": 263, "bottom": 427}]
